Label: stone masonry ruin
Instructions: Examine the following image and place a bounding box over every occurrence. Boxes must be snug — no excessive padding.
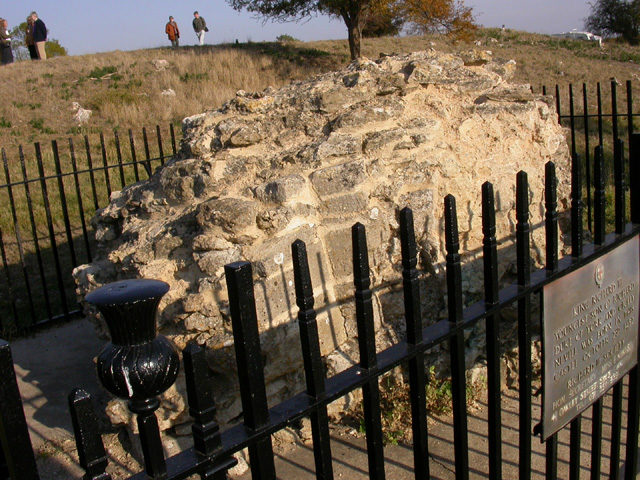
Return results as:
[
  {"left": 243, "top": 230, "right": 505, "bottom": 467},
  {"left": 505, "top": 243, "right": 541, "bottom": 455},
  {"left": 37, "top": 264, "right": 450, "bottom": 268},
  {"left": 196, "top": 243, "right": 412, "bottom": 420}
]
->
[{"left": 73, "top": 49, "right": 571, "bottom": 433}]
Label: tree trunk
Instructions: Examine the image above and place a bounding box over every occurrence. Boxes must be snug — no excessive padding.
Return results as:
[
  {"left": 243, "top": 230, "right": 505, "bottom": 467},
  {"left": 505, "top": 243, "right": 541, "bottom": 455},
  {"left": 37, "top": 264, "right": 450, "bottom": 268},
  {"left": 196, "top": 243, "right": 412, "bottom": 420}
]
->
[{"left": 344, "top": 15, "right": 362, "bottom": 60}]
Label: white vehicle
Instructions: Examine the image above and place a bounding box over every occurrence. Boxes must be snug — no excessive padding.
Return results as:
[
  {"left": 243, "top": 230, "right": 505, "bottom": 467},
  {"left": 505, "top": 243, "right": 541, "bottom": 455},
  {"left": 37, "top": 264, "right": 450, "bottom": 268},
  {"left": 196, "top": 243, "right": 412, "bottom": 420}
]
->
[{"left": 552, "top": 30, "right": 603, "bottom": 47}]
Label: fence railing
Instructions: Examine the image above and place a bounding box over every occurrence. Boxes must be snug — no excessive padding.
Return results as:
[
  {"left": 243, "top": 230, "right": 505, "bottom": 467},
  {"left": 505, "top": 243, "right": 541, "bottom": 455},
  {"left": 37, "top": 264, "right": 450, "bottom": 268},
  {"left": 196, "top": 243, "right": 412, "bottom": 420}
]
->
[
  {"left": 0, "top": 124, "right": 179, "bottom": 335},
  {"left": 1, "top": 130, "right": 638, "bottom": 478},
  {"left": 542, "top": 80, "right": 636, "bottom": 232}
]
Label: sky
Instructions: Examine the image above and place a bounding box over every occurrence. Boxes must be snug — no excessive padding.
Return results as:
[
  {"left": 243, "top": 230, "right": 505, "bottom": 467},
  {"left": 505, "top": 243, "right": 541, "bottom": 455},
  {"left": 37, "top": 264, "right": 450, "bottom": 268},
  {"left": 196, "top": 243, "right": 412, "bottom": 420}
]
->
[{"left": 1, "top": 0, "right": 594, "bottom": 56}]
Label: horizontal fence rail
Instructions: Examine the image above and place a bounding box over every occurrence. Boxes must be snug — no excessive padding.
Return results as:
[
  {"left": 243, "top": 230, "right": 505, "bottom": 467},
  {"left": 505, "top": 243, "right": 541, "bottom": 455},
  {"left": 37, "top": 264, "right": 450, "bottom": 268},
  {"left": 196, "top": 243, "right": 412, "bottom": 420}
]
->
[
  {"left": 0, "top": 124, "right": 179, "bottom": 335},
  {"left": 53, "top": 133, "right": 640, "bottom": 477}
]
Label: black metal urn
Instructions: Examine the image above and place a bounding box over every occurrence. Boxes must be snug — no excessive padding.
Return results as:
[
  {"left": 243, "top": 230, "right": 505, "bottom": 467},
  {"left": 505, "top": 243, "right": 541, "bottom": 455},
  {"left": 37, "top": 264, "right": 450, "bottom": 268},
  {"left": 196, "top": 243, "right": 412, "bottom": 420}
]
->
[{"left": 86, "top": 279, "right": 180, "bottom": 411}]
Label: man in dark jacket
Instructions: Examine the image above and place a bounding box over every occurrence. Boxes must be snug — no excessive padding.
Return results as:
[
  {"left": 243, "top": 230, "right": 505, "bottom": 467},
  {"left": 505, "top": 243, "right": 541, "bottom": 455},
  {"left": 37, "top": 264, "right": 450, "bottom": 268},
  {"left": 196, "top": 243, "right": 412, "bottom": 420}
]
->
[
  {"left": 192, "top": 11, "right": 207, "bottom": 46},
  {"left": 30, "top": 11, "right": 46, "bottom": 60},
  {"left": 165, "top": 16, "right": 180, "bottom": 47}
]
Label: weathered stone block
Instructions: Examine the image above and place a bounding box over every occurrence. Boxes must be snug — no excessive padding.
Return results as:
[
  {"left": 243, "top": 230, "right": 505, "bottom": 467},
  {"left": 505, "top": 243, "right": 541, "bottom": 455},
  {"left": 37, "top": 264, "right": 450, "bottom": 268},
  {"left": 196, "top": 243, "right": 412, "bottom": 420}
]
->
[
  {"left": 363, "top": 128, "right": 405, "bottom": 153},
  {"left": 321, "top": 193, "right": 368, "bottom": 217},
  {"left": 245, "top": 225, "right": 315, "bottom": 277},
  {"left": 310, "top": 160, "right": 366, "bottom": 197},
  {"left": 398, "top": 189, "right": 434, "bottom": 233},
  {"left": 332, "top": 97, "right": 405, "bottom": 129},
  {"left": 315, "top": 132, "right": 362, "bottom": 160},
  {"left": 314, "top": 86, "right": 368, "bottom": 113},
  {"left": 195, "top": 248, "right": 242, "bottom": 276},
  {"left": 255, "top": 174, "right": 307, "bottom": 204},
  {"left": 196, "top": 197, "right": 258, "bottom": 233}
]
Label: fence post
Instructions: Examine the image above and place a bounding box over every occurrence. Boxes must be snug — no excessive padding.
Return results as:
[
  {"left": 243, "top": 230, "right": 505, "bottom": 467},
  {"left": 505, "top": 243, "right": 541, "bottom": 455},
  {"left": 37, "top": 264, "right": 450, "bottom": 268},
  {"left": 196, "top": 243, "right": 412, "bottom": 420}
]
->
[
  {"left": 128, "top": 129, "right": 141, "bottom": 183},
  {"left": 481, "top": 183, "right": 501, "bottom": 480},
  {"left": 569, "top": 84, "right": 576, "bottom": 155},
  {"left": 2, "top": 149, "right": 36, "bottom": 324},
  {"left": 142, "top": 127, "right": 153, "bottom": 177},
  {"left": 292, "top": 240, "right": 334, "bottom": 480},
  {"left": 629, "top": 133, "right": 640, "bottom": 477},
  {"left": 68, "top": 138, "right": 93, "bottom": 264},
  {"left": 627, "top": 81, "right": 634, "bottom": 162},
  {"left": 583, "top": 83, "right": 592, "bottom": 232},
  {"left": 555, "top": 84, "right": 561, "bottom": 124},
  {"left": 631, "top": 133, "right": 640, "bottom": 224},
  {"left": 68, "top": 388, "right": 112, "bottom": 480},
  {"left": 99, "top": 133, "right": 112, "bottom": 201},
  {"left": 544, "top": 162, "right": 558, "bottom": 479},
  {"left": 516, "top": 172, "right": 532, "bottom": 480},
  {"left": 183, "top": 343, "right": 237, "bottom": 479},
  {"left": 612, "top": 79, "right": 619, "bottom": 145},
  {"left": 569, "top": 151, "right": 584, "bottom": 479},
  {"left": 444, "top": 195, "right": 469, "bottom": 480},
  {"left": 571, "top": 152, "right": 584, "bottom": 258},
  {"left": 352, "top": 223, "right": 386, "bottom": 480},
  {"left": 224, "top": 262, "right": 276, "bottom": 480},
  {"left": 35, "top": 142, "right": 70, "bottom": 320},
  {"left": 85, "top": 279, "right": 180, "bottom": 479},
  {"left": 597, "top": 83, "right": 604, "bottom": 147},
  {"left": 594, "top": 146, "right": 606, "bottom": 244},
  {"left": 0, "top": 340, "right": 39, "bottom": 479},
  {"left": 19, "top": 145, "right": 53, "bottom": 320},
  {"left": 399, "top": 208, "right": 430, "bottom": 479},
  {"left": 614, "top": 139, "right": 626, "bottom": 233},
  {"left": 113, "top": 130, "right": 126, "bottom": 189}
]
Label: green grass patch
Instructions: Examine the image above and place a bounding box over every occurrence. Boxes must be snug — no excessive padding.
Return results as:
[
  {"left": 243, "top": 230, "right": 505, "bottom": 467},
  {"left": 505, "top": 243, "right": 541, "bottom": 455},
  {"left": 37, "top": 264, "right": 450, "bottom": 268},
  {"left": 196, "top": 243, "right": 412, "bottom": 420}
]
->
[
  {"left": 88, "top": 65, "right": 118, "bottom": 79},
  {"left": 28, "top": 118, "right": 54, "bottom": 134},
  {"left": 88, "top": 89, "right": 140, "bottom": 110},
  {"left": 179, "top": 72, "right": 209, "bottom": 82}
]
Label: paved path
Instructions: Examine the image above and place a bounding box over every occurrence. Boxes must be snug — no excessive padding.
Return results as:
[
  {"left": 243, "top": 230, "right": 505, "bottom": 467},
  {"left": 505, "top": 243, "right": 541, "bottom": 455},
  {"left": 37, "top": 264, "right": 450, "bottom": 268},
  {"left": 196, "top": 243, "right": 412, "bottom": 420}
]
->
[{"left": 10, "top": 318, "right": 107, "bottom": 450}]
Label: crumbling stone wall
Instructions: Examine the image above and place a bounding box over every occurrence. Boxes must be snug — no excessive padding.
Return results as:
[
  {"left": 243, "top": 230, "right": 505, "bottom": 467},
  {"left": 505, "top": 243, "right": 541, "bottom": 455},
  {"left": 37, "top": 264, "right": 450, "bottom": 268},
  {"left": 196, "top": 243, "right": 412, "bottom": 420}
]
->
[{"left": 74, "top": 49, "right": 571, "bottom": 432}]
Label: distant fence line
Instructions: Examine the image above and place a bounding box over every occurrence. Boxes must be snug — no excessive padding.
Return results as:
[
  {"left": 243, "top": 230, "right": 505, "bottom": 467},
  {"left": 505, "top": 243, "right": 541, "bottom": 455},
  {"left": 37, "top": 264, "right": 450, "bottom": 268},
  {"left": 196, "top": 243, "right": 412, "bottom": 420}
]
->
[
  {"left": 0, "top": 124, "right": 179, "bottom": 335},
  {"left": 0, "top": 79, "right": 638, "bottom": 335},
  {"left": 541, "top": 79, "right": 636, "bottom": 232}
]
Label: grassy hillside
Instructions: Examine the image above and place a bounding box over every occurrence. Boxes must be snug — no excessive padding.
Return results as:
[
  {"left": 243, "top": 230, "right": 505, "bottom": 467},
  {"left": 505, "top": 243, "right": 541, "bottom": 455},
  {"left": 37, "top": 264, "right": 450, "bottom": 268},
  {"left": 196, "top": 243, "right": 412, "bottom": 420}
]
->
[{"left": 0, "top": 28, "right": 639, "bottom": 152}]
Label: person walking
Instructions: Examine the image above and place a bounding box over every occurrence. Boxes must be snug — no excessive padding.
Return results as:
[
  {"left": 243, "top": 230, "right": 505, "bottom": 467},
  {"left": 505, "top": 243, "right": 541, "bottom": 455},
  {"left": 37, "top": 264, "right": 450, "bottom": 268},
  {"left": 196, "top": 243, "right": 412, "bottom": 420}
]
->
[
  {"left": 192, "top": 11, "right": 207, "bottom": 46},
  {"left": 0, "top": 19, "right": 13, "bottom": 65},
  {"left": 165, "top": 16, "right": 180, "bottom": 47},
  {"left": 25, "top": 16, "right": 38, "bottom": 59},
  {"left": 30, "top": 11, "right": 46, "bottom": 60}
]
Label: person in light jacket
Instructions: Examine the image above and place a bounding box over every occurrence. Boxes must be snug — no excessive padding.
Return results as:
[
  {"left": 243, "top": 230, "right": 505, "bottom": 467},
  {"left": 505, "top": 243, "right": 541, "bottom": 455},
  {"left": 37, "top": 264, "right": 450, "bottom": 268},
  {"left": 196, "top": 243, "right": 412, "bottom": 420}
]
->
[
  {"left": 30, "top": 11, "right": 46, "bottom": 60},
  {"left": 165, "top": 16, "right": 180, "bottom": 47},
  {"left": 192, "top": 11, "right": 207, "bottom": 46}
]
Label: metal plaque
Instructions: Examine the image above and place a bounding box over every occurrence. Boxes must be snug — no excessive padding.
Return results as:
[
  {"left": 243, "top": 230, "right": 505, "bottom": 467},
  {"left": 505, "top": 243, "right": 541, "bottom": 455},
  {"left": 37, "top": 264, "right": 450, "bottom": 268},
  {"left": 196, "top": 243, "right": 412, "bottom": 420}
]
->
[{"left": 542, "top": 235, "right": 639, "bottom": 440}]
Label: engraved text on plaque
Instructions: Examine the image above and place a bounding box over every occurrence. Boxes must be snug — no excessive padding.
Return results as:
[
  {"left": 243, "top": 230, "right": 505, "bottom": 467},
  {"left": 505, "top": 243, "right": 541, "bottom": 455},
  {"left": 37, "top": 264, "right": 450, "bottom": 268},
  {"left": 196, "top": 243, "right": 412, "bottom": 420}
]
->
[{"left": 542, "top": 235, "right": 639, "bottom": 439}]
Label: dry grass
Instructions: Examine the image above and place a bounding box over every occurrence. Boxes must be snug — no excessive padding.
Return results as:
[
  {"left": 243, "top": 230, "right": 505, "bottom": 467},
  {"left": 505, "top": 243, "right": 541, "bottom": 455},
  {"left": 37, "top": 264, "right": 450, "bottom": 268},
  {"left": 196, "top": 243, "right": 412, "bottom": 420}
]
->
[
  {"left": 0, "top": 44, "right": 331, "bottom": 150},
  {"left": 2, "top": 29, "right": 640, "bottom": 151}
]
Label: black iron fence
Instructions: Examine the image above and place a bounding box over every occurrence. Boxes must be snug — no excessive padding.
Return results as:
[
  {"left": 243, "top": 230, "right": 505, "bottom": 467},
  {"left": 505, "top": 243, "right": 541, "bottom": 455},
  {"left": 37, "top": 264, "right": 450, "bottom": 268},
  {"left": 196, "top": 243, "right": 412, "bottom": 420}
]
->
[
  {"left": 1, "top": 130, "right": 639, "bottom": 478},
  {"left": 542, "top": 80, "right": 636, "bottom": 232},
  {"left": 0, "top": 124, "right": 179, "bottom": 335}
]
